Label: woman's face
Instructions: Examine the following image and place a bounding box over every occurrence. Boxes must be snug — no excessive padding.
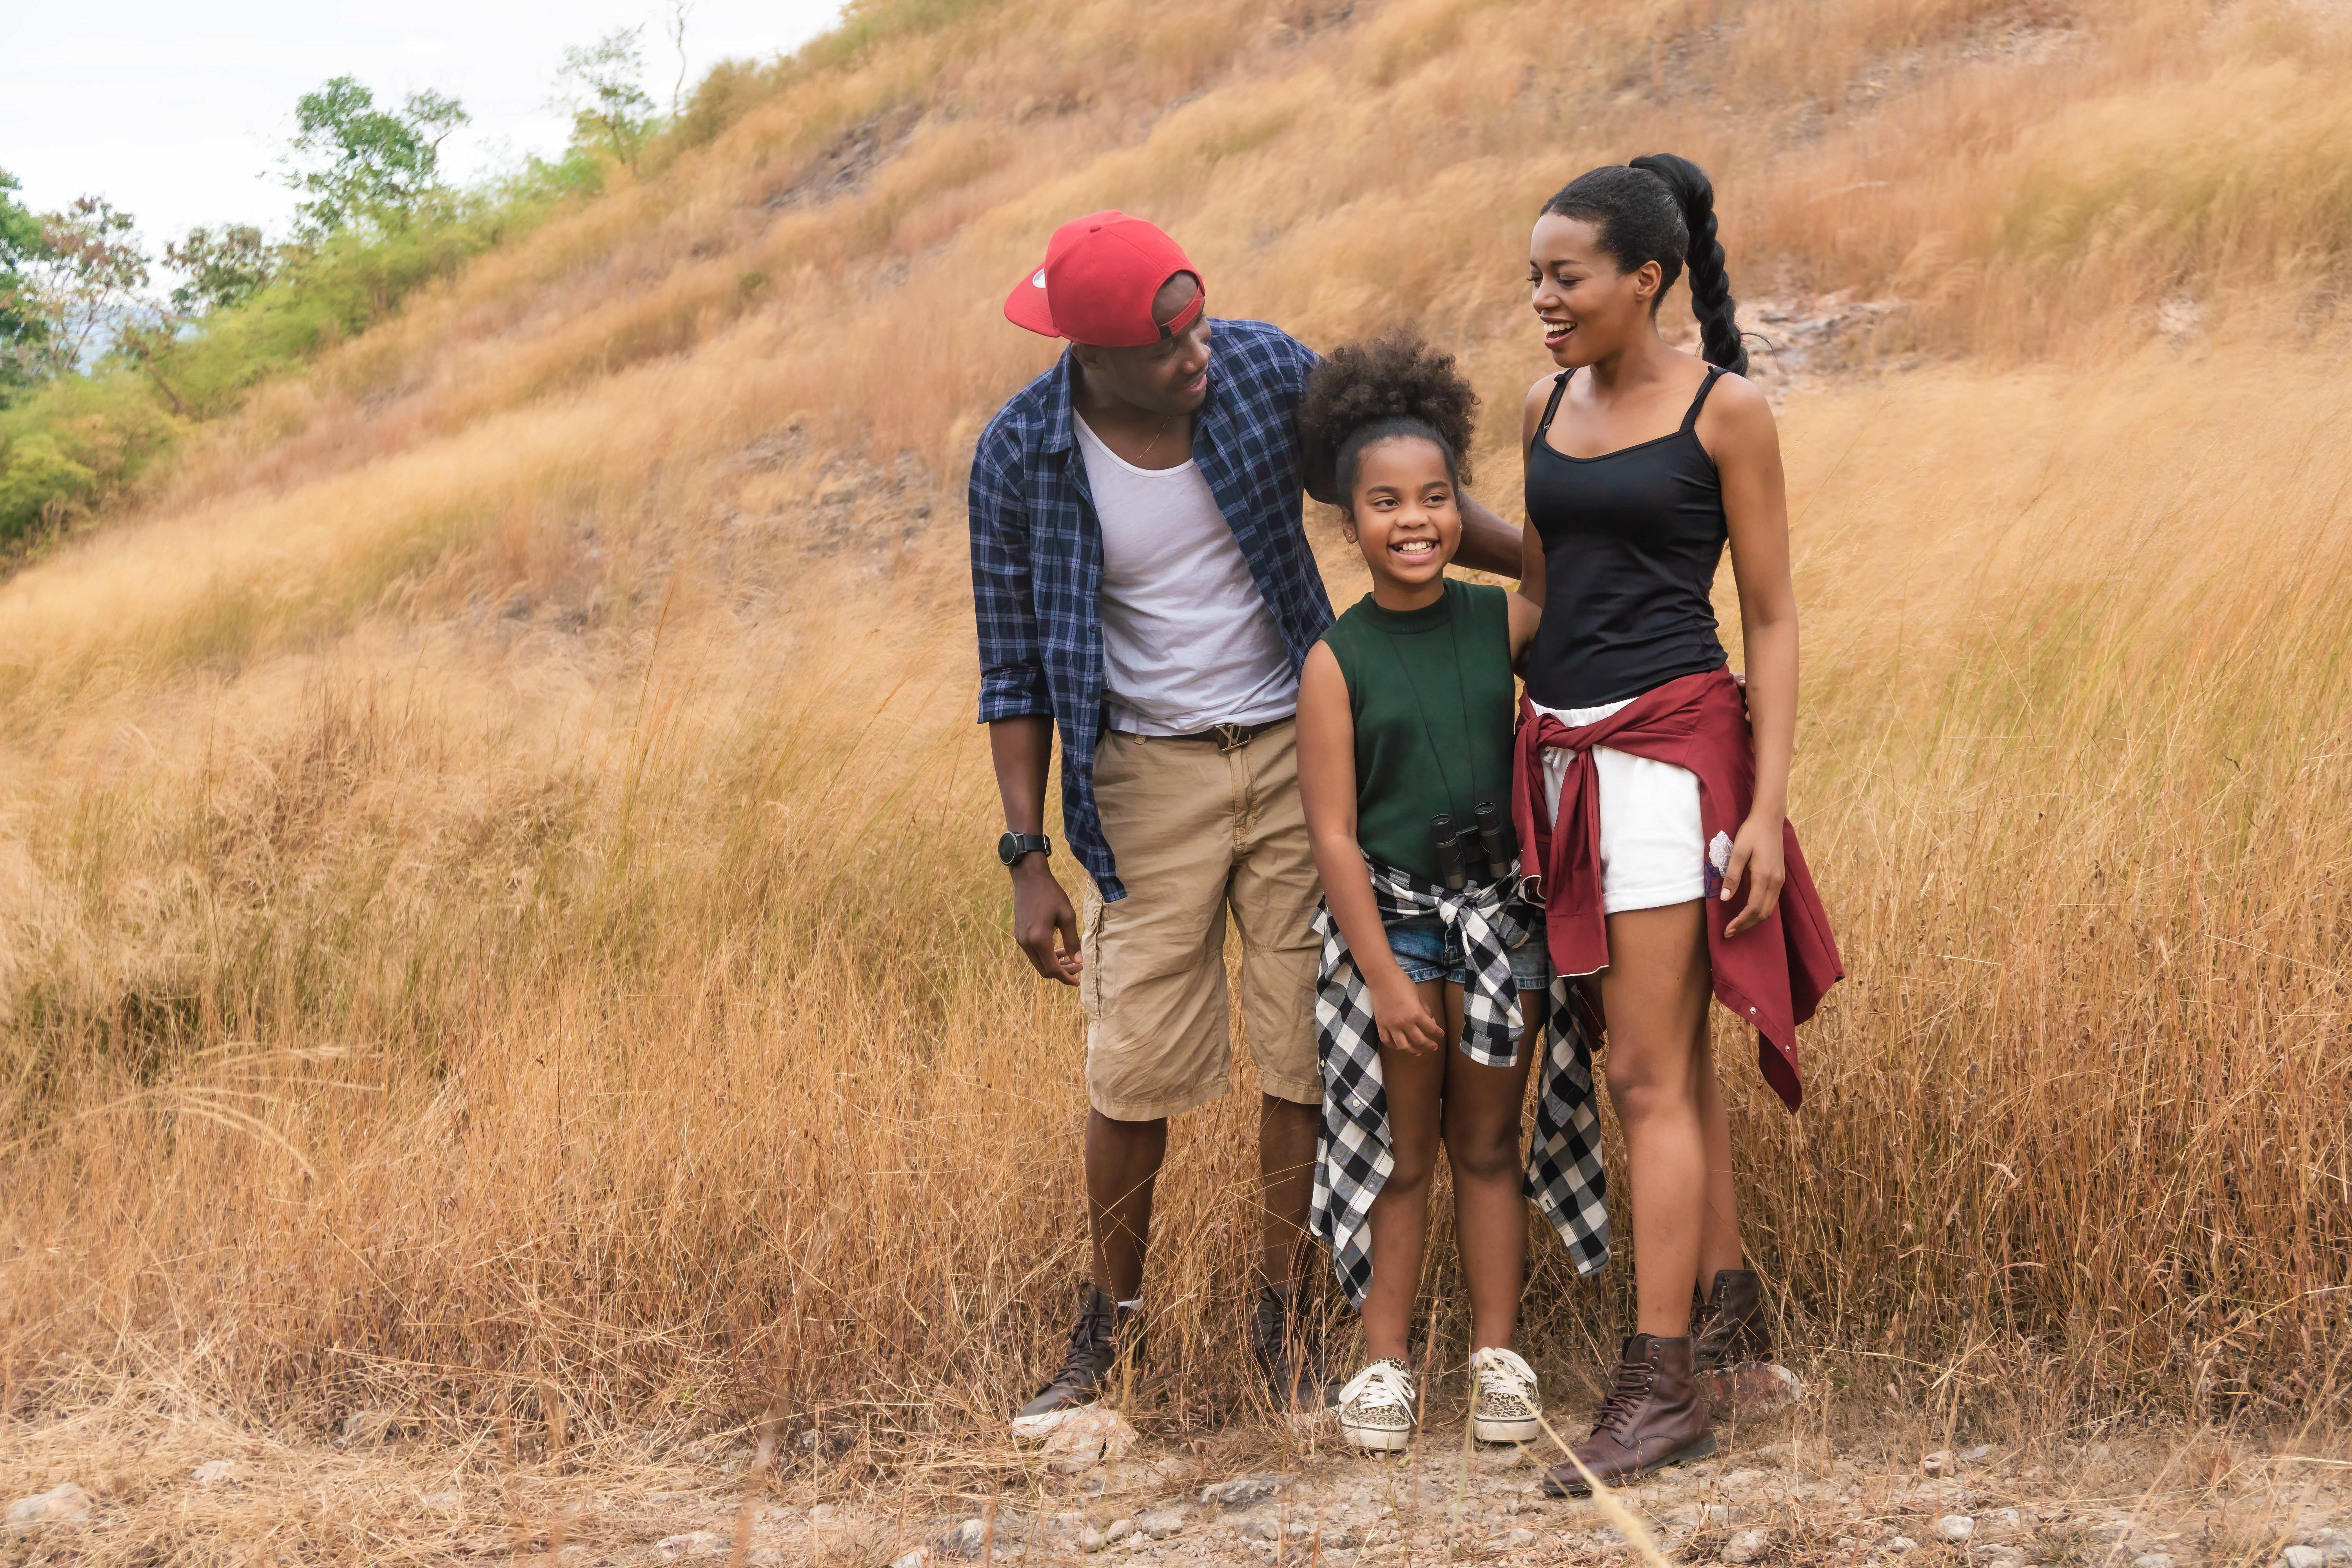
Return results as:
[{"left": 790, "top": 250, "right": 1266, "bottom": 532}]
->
[
  {"left": 1529, "top": 213, "right": 1662, "bottom": 369},
  {"left": 1343, "top": 435, "right": 1459, "bottom": 592}
]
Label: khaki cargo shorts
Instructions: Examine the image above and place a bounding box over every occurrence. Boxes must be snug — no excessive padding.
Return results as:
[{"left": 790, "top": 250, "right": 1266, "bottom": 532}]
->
[{"left": 1079, "top": 720, "right": 1323, "bottom": 1121}]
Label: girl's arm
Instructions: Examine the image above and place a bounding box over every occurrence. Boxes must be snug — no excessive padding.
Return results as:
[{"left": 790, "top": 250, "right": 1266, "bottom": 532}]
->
[
  {"left": 1507, "top": 581, "right": 1543, "bottom": 673},
  {"left": 1701, "top": 374, "right": 1797, "bottom": 940},
  {"left": 1297, "top": 644, "right": 1446, "bottom": 1055}
]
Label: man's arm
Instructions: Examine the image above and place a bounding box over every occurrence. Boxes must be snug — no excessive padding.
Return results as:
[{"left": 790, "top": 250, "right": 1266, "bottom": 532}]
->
[
  {"left": 990, "top": 716, "right": 1082, "bottom": 984},
  {"left": 969, "top": 427, "right": 1083, "bottom": 985},
  {"left": 1454, "top": 491, "right": 1523, "bottom": 579}
]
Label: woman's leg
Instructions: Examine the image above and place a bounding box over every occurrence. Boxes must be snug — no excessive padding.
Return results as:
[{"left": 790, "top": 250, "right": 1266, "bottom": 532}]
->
[
  {"left": 1441, "top": 983, "right": 1541, "bottom": 1352},
  {"left": 1361, "top": 976, "right": 1450, "bottom": 1362},
  {"left": 1595, "top": 899, "right": 1714, "bottom": 1339},
  {"left": 1694, "top": 1030, "right": 1744, "bottom": 1284}
]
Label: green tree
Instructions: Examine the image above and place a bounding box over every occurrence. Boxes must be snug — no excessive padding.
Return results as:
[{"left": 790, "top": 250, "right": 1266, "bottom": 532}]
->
[
  {"left": 19, "top": 196, "right": 152, "bottom": 378},
  {"left": 164, "top": 225, "right": 278, "bottom": 315},
  {"left": 283, "top": 76, "right": 470, "bottom": 236},
  {"left": 553, "top": 29, "right": 659, "bottom": 171},
  {"left": 1, "top": 169, "right": 53, "bottom": 403}
]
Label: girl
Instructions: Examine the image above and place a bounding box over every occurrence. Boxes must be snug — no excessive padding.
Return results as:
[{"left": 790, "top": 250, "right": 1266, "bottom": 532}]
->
[
  {"left": 1296, "top": 338, "right": 1608, "bottom": 1453},
  {"left": 1513, "top": 156, "right": 1842, "bottom": 1494}
]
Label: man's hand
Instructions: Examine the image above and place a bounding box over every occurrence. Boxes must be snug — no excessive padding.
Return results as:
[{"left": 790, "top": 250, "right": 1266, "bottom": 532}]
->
[
  {"left": 988, "top": 715, "right": 1080, "bottom": 982},
  {"left": 1453, "top": 492, "right": 1526, "bottom": 579},
  {"left": 1011, "top": 857, "right": 1083, "bottom": 984}
]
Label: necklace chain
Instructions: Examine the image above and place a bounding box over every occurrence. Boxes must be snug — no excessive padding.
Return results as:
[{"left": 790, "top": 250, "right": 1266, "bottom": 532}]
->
[{"left": 1138, "top": 413, "right": 1173, "bottom": 461}]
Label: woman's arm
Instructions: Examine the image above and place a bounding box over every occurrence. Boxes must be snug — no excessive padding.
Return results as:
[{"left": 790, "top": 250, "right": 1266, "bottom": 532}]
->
[
  {"left": 1702, "top": 375, "right": 1797, "bottom": 940},
  {"left": 1517, "top": 374, "right": 1557, "bottom": 608},
  {"left": 1506, "top": 374, "right": 1558, "bottom": 669},
  {"left": 1297, "top": 644, "right": 1445, "bottom": 1055}
]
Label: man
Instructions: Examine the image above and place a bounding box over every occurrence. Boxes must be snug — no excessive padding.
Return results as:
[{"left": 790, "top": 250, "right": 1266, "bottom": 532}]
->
[{"left": 969, "top": 212, "right": 1523, "bottom": 1433}]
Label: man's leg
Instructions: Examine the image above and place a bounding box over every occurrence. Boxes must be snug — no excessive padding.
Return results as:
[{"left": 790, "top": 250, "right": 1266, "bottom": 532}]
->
[
  {"left": 1227, "top": 721, "right": 1336, "bottom": 1409},
  {"left": 1257, "top": 1093, "right": 1318, "bottom": 1290},
  {"left": 1088, "top": 1109, "right": 1168, "bottom": 1301},
  {"left": 1015, "top": 730, "right": 1237, "bottom": 1436}
]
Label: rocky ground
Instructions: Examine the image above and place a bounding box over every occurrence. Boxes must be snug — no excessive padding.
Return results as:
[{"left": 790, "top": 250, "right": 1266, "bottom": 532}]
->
[{"left": 7, "top": 1372, "right": 2350, "bottom": 1567}]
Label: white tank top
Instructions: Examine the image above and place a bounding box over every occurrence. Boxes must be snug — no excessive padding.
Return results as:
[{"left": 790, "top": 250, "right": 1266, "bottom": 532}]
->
[{"left": 1074, "top": 414, "right": 1297, "bottom": 735}]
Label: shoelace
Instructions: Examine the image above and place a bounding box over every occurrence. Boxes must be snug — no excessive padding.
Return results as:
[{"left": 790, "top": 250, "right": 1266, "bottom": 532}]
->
[
  {"left": 1588, "top": 1352, "right": 1657, "bottom": 1436},
  {"left": 1050, "top": 1304, "right": 1116, "bottom": 1387},
  {"left": 1470, "top": 1347, "right": 1539, "bottom": 1407},
  {"left": 1336, "top": 1359, "right": 1416, "bottom": 1413}
]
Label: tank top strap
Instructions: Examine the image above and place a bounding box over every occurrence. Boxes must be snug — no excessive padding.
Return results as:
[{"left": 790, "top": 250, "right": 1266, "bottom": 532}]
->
[
  {"left": 1535, "top": 370, "right": 1572, "bottom": 437},
  {"left": 1679, "top": 365, "right": 1726, "bottom": 434}
]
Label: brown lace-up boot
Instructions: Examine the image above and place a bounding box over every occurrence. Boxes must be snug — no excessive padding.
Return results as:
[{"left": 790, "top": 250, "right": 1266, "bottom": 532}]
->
[
  {"left": 1540, "top": 1334, "right": 1716, "bottom": 1497},
  {"left": 1692, "top": 1269, "right": 1772, "bottom": 1372}
]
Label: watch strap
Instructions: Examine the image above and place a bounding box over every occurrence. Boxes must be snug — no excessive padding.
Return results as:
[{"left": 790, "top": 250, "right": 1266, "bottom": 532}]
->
[{"left": 999, "top": 831, "right": 1052, "bottom": 866}]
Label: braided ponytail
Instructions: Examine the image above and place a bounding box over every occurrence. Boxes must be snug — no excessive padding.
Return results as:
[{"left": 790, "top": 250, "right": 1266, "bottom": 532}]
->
[
  {"left": 1628, "top": 154, "right": 1745, "bottom": 376},
  {"left": 1540, "top": 154, "right": 1747, "bottom": 376}
]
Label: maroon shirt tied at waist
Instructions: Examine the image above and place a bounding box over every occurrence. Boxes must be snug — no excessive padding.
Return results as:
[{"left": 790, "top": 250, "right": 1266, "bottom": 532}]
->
[{"left": 1510, "top": 667, "right": 1843, "bottom": 1112}]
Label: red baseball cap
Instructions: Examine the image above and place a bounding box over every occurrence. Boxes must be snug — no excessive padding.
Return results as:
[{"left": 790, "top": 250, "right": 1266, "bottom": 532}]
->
[{"left": 1003, "top": 211, "right": 1207, "bottom": 347}]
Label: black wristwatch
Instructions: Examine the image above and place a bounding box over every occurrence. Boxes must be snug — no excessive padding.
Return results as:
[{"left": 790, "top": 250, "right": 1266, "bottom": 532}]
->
[{"left": 998, "top": 831, "right": 1052, "bottom": 867}]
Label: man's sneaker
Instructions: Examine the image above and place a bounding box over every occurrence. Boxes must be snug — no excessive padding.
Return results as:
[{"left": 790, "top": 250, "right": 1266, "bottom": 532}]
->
[
  {"left": 1336, "top": 1358, "right": 1418, "bottom": 1452},
  {"left": 1468, "top": 1346, "right": 1543, "bottom": 1443},
  {"left": 1249, "top": 1283, "right": 1338, "bottom": 1416},
  {"left": 1011, "top": 1282, "right": 1137, "bottom": 1442}
]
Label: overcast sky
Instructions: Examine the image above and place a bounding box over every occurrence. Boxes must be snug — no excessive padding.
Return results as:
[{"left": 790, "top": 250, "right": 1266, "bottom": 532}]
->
[{"left": 3, "top": 0, "right": 846, "bottom": 267}]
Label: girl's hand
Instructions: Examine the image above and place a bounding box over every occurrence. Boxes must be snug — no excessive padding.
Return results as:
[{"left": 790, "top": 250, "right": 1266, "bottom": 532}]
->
[
  {"left": 1720, "top": 811, "right": 1786, "bottom": 938},
  {"left": 1369, "top": 973, "right": 1446, "bottom": 1056}
]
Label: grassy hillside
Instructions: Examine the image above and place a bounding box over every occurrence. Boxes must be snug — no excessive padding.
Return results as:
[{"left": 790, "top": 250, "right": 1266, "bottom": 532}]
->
[{"left": 2, "top": 0, "right": 2349, "bottom": 1452}]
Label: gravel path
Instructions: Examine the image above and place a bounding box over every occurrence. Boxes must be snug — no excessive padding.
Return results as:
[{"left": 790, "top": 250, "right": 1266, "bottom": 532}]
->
[{"left": 9, "top": 1399, "right": 2349, "bottom": 1565}]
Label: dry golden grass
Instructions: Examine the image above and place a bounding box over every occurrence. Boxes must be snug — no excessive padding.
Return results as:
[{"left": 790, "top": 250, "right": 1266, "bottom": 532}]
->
[{"left": 3, "top": 0, "right": 2350, "bottom": 1478}]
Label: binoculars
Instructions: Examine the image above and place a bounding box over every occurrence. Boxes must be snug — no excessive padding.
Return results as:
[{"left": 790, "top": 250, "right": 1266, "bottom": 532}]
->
[{"left": 1430, "top": 803, "right": 1517, "bottom": 892}]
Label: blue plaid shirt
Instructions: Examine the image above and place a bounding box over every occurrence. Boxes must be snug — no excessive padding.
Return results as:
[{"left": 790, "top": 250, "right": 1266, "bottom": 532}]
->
[{"left": 969, "top": 318, "right": 1333, "bottom": 901}]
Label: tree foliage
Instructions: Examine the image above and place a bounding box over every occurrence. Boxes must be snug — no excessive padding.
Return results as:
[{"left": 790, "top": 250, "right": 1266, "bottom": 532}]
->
[
  {"left": 553, "top": 29, "right": 660, "bottom": 171},
  {"left": 23, "top": 196, "right": 152, "bottom": 379},
  {"left": 283, "top": 77, "right": 470, "bottom": 237},
  {"left": 165, "top": 226, "right": 278, "bottom": 316},
  {"left": 0, "top": 59, "right": 623, "bottom": 551},
  {"left": 2, "top": 170, "right": 55, "bottom": 404}
]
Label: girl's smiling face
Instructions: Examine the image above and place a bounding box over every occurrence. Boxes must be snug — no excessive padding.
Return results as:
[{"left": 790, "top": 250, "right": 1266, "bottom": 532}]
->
[
  {"left": 1530, "top": 212, "right": 1663, "bottom": 368},
  {"left": 1343, "top": 434, "right": 1459, "bottom": 602}
]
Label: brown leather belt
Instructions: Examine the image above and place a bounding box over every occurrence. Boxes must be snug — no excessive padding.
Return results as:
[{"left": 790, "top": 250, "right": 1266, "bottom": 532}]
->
[{"left": 1111, "top": 717, "right": 1291, "bottom": 752}]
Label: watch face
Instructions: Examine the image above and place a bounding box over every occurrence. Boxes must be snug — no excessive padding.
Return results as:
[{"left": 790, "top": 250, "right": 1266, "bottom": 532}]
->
[{"left": 997, "top": 831, "right": 1018, "bottom": 866}]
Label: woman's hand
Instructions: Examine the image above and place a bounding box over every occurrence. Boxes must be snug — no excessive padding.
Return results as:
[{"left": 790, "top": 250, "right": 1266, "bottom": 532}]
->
[
  {"left": 1369, "top": 971, "right": 1447, "bottom": 1056},
  {"left": 1720, "top": 810, "right": 1787, "bottom": 938}
]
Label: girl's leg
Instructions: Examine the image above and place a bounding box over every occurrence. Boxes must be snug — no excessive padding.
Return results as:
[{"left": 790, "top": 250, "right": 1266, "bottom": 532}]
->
[
  {"left": 1694, "top": 1029, "right": 1744, "bottom": 1283},
  {"left": 1595, "top": 899, "right": 1714, "bottom": 1339},
  {"left": 1361, "top": 976, "right": 1450, "bottom": 1362},
  {"left": 1440, "top": 982, "right": 1541, "bottom": 1352}
]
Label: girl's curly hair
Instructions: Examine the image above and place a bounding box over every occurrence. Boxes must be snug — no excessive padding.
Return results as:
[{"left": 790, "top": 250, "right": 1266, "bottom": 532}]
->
[{"left": 1297, "top": 333, "right": 1478, "bottom": 508}]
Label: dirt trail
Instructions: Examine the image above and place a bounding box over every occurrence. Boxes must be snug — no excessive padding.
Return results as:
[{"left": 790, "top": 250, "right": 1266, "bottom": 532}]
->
[{"left": 8, "top": 1387, "right": 2349, "bottom": 1566}]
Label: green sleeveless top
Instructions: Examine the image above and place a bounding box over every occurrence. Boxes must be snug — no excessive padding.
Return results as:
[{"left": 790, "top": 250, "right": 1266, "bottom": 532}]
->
[{"left": 1318, "top": 579, "right": 1518, "bottom": 884}]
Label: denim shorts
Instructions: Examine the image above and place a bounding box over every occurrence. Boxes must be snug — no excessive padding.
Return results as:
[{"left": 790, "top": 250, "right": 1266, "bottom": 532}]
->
[{"left": 1385, "top": 913, "right": 1550, "bottom": 991}]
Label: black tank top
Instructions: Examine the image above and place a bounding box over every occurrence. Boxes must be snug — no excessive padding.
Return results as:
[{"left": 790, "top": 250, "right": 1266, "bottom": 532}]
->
[{"left": 1523, "top": 366, "right": 1731, "bottom": 709}]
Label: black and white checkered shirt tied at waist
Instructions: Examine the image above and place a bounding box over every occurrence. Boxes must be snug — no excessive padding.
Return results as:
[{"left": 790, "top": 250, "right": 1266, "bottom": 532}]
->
[{"left": 1307, "top": 856, "right": 1612, "bottom": 1306}]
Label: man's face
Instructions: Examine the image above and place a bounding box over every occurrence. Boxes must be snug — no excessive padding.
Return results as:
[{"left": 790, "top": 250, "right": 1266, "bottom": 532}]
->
[{"left": 1070, "top": 272, "right": 1212, "bottom": 416}]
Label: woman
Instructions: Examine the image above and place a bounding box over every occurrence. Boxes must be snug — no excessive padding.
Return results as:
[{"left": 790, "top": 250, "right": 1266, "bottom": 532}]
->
[{"left": 1511, "top": 155, "right": 1842, "bottom": 1494}]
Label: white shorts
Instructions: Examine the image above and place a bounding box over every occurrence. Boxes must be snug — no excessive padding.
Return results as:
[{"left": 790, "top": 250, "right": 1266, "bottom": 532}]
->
[{"left": 1532, "top": 696, "right": 1708, "bottom": 923}]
